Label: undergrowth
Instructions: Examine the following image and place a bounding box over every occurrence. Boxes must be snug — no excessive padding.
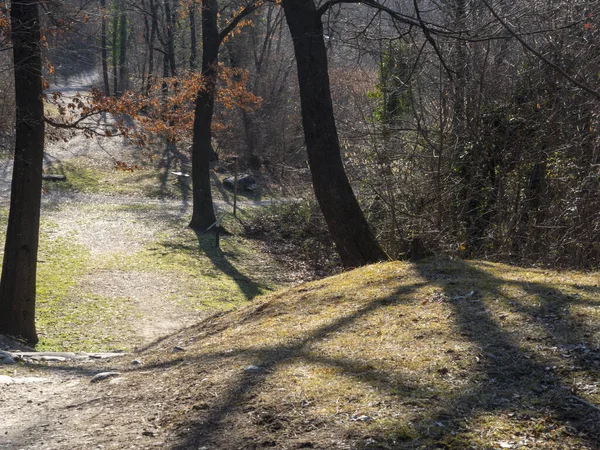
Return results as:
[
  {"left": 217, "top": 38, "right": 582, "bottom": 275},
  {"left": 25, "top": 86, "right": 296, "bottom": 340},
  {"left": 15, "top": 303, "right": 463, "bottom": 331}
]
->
[{"left": 243, "top": 198, "right": 342, "bottom": 280}]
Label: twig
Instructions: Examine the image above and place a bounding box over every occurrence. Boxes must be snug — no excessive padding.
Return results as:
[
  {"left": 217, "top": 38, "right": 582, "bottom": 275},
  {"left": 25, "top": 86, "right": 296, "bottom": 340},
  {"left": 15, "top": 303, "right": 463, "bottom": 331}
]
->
[{"left": 482, "top": 0, "right": 600, "bottom": 102}]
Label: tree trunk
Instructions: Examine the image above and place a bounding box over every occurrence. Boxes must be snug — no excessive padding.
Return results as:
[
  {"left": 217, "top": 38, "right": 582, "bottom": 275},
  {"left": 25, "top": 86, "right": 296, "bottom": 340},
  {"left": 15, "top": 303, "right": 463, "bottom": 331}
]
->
[
  {"left": 145, "top": 0, "right": 158, "bottom": 94},
  {"left": 117, "top": 5, "right": 128, "bottom": 95},
  {"left": 189, "top": 0, "right": 218, "bottom": 229},
  {"left": 282, "top": 0, "right": 386, "bottom": 267},
  {"left": 111, "top": 8, "right": 119, "bottom": 95},
  {"left": 225, "top": 37, "right": 258, "bottom": 166},
  {"left": 100, "top": 0, "right": 110, "bottom": 96},
  {"left": 164, "top": 0, "right": 177, "bottom": 77},
  {"left": 0, "top": 0, "right": 45, "bottom": 344},
  {"left": 189, "top": 5, "right": 197, "bottom": 70}
]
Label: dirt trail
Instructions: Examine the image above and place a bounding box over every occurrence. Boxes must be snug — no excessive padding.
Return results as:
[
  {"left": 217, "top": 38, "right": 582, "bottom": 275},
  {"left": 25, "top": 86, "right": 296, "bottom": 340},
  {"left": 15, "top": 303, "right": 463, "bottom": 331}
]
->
[
  {"left": 0, "top": 73, "right": 295, "bottom": 448},
  {"left": 0, "top": 106, "right": 202, "bottom": 449}
]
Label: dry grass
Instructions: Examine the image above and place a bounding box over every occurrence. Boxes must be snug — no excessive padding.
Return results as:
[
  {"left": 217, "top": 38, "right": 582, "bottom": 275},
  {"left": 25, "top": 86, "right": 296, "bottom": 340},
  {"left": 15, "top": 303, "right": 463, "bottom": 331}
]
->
[{"left": 64, "top": 258, "right": 598, "bottom": 449}]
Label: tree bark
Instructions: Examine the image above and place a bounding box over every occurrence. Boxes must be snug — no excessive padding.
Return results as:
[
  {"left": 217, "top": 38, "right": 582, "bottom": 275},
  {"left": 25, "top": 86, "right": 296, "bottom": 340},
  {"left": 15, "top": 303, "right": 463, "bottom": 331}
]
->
[
  {"left": 111, "top": 8, "right": 119, "bottom": 95},
  {"left": 164, "top": 0, "right": 177, "bottom": 77},
  {"left": 189, "top": 0, "right": 218, "bottom": 229},
  {"left": 281, "top": 0, "right": 386, "bottom": 267},
  {"left": 144, "top": 0, "right": 158, "bottom": 94},
  {"left": 189, "top": 5, "right": 197, "bottom": 70},
  {"left": 225, "top": 36, "right": 258, "bottom": 166},
  {"left": 100, "top": 0, "right": 111, "bottom": 96},
  {"left": 0, "top": 0, "right": 45, "bottom": 344},
  {"left": 117, "top": 4, "right": 128, "bottom": 95}
]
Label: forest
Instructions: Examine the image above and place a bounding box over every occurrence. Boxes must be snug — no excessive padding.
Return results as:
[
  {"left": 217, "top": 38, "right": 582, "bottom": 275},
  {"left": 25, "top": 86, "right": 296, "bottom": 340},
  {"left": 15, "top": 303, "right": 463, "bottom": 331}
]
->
[{"left": 0, "top": 0, "right": 599, "bottom": 449}]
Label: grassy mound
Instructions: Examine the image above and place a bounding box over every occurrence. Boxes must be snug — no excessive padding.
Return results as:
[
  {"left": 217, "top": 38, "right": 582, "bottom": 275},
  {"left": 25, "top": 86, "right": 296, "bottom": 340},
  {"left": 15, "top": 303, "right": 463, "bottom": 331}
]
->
[{"left": 109, "top": 259, "right": 600, "bottom": 449}]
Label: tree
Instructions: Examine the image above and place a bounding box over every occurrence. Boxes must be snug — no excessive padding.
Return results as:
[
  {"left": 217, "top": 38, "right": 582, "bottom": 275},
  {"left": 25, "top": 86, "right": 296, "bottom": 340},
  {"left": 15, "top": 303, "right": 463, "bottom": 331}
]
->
[
  {"left": 189, "top": 0, "right": 259, "bottom": 229},
  {"left": 281, "top": 0, "right": 387, "bottom": 267},
  {"left": 100, "top": 0, "right": 111, "bottom": 96},
  {"left": 0, "top": 0, "right": 45, "bottom": 344}
]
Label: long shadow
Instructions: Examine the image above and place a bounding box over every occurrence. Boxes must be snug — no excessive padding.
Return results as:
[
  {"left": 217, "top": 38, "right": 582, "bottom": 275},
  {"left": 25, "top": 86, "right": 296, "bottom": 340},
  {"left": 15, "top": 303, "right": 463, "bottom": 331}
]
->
[
  {"left": 211, "top": 171, "right": 230, "bottom": 204},
  {"left": 13, "top": 260, "right": 600, "bottom": 448},
  {"left": 413, "top": 259, "right": 600, "bottom": 448},
  {"left": 193, "top": 228, "right": 265, "bottom": 301},
  {"left": 506, "top": 279, "right": 600, "bottom": 377},
  {"left": 157, "top": 140, "right": 190, "bottom": 210},
  {"left": 162, "top": 261, "right": 599, "bottom": 448},
  {"left": 171, "top": 281, "right": 426, "bottom": 449}
]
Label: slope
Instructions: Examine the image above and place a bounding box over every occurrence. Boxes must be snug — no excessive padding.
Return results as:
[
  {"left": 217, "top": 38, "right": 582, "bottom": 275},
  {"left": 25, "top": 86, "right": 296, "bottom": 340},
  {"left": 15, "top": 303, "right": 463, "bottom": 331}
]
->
[{"left": 3, "top": 259, "right": 600, "bottom": 449}]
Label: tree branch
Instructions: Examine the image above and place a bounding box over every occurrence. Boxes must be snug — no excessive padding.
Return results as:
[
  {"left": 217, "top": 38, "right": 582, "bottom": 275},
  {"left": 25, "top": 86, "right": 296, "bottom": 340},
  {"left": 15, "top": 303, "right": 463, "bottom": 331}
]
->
[
  {"left": 413, "top": 0, "right": 453, "bottom": 81},
  {"left": 218, "top": 2, "right": 262, "bottom": 44},
  {"left": 318, "top": 0, "right": 458, "bottom": 37},
  {"left": 482, "top": 0, "right": 600, "bottom": 102}
]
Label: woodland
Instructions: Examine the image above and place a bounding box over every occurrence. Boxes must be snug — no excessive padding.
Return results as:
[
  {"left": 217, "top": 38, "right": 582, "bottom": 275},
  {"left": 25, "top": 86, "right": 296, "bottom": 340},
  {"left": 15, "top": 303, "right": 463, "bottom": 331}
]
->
[{"left": 0, "top": 1, "right": 600, "bottom": 449}]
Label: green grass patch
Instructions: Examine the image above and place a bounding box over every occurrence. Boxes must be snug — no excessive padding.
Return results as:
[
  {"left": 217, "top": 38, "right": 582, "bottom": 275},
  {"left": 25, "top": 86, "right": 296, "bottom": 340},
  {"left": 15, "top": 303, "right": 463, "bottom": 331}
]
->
[
  {"left": 43, "top": 161, "right": 101, "bottom": 193},
  {"left": 42, "top": 155, "right": 275, "bottom": 203},
  {"left": 33, "top": 220, "right": 138, "bottom": 352},
  {"left": 36, "top": 292, "right": 136, "bottom": 352},
  {"left": 101, "top": 219, "right": 282, "bottom": 311}
]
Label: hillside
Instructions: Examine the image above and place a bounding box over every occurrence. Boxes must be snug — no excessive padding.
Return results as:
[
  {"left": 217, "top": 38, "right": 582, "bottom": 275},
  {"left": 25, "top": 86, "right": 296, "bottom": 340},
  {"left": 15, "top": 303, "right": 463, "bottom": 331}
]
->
[{"left": 2, "top": 259, "right": 600, "bottom": 449}]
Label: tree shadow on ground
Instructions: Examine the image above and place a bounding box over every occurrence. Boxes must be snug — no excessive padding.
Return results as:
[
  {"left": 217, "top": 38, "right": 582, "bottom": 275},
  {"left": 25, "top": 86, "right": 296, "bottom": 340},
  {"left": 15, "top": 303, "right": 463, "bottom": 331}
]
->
[
  {"left": 168, "top": 281, "right": 427, "bottom": 449},
  {"left": 10, "top": 260, "right": 600, "bottom": 449},
  {"left": 193, "top": 228, "right": 265, "bottom": 301},
  {"left": 156, "top": 140, "right": 190, "bottom": 210},
  {"left": 411, "top": 259, "right": 600, "bottom": 448},
  {"left": 168, "top": 259, "right": 600, "bottom": 449},
  {"left": 211, "top": 171, "right": 230, "bottom": 204}
]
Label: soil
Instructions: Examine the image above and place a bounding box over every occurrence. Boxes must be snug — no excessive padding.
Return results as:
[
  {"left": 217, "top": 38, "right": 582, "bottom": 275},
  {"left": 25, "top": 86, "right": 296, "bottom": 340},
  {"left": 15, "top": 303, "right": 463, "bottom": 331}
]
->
[
  {"left": 1, "top": 76, "right": 334, "bottom": 450},
  {"left": 0, "top": 82, "right": 269, "bottom": 449}
]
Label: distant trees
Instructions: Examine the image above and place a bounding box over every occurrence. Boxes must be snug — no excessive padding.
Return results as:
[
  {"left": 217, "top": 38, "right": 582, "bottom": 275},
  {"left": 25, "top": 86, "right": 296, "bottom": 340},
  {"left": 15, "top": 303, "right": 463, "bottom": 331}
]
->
[
  {"left": 0, "top": 5, "right": 14, "bottom": 155},
  {"left": 0, "top": 0, "right": 45, "bottom": 344}
]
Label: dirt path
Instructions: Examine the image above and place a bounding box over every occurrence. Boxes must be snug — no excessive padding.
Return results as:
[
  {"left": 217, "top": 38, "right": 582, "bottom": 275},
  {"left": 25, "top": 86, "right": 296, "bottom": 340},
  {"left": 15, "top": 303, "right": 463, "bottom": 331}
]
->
[
  {"left": 0, "top": 195, "right": 193, "bottom": 449},
  {"left": 0, "top": 74, "right": 298, "bottom": 448},
  {"left": 0, "top": 156, "right": 204, "bottom": 449}
]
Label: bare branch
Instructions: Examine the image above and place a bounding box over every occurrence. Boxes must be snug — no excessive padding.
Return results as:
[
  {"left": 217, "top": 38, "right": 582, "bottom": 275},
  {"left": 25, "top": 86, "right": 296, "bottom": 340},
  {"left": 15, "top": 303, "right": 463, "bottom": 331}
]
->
[{"left": 482, "top": 0, "right": 600, "bottom": 102}]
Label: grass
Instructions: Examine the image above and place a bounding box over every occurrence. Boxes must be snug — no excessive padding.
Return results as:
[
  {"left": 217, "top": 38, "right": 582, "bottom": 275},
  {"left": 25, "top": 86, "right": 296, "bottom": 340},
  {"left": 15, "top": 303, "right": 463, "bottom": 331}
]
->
[
  {"left": 42, "top": 157, "right": 272, "bottom": 202},
  {"left": 43, "top": 161, "right": 102, "bottom": 193},
  {"left": 34, "top": 222, "right": 138, "bottom": 351},
  {"left": 26, "top": 203, "right": 288, "bottom": 352},
  {"left": 115, "top": 258, "right": 600, "bottom": 449},
  {"left": 102, "top": 214, "right": 285, "bottom": 311}
]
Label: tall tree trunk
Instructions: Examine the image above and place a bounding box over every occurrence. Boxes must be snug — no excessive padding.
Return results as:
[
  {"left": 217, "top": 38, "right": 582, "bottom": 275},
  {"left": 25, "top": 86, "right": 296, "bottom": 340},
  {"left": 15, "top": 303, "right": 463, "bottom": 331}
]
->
[
  {"left": 146, "top": 0, "right": 158, "bottom": 94},
  {"left": 0, "top": 0, "right": 45, "bottom": 344},
  {"left": 189, "top": 4, "right": 197, "bottom": 70},
  {"left": 281, "top": 0, "right": 386, "bottom": 267},
  {"left": 225, "top": 37, "right": 258, "bottom": 166},
  {"left": 100, "top": 0, "right": 110, "bottom": 96},
  {"left": 117, "top": 4, "right": 128, "bottom": 95},
  {"left": 111, "top": 8, "right": 119, "bottom": 95},
  {"left": 164, "top": 0, "right": 177, "bottom": 77},
  {"left": 189, "top": 0, "right": 218, "bottom": 229}
]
